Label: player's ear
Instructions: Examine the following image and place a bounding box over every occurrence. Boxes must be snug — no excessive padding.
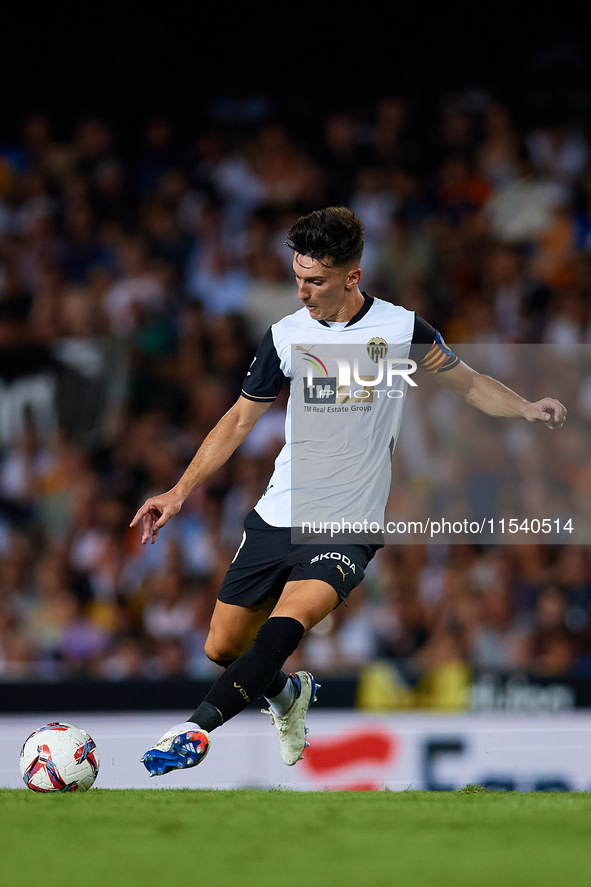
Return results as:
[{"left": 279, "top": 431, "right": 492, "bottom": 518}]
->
[{"left": 345, "top": 267, "right": 362, "bottom": 288}]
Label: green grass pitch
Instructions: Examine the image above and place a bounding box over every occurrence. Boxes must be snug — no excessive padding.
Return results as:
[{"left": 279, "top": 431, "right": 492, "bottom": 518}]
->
[{"left": 2, "top": 788, "right": 590, "bottom": 887}]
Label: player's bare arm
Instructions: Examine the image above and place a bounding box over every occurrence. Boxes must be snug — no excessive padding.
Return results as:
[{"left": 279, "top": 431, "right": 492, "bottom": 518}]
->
[
  {"left": 434, "top": 360, "right": 567, "bottom": 428},
  {"left": 130, "top": 396, "right": 271, "bottom": 544}
]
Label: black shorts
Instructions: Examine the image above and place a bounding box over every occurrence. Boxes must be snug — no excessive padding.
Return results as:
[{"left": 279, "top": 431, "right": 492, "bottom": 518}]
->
[{"left": 218, "top": 509, "right": 381, "bottom": 608}]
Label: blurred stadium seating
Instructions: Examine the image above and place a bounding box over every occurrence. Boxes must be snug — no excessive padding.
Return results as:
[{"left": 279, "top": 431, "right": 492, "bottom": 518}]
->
[{"left": 2, "top": 79, "right": 591, "bottom": 711}]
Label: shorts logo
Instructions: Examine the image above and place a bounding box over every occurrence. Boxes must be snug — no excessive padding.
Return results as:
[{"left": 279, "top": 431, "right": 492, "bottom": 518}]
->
[
  {"left": 336, "top": 564, "right": 348, "bottom": 581},
  {"left": 310, "top": 552, "right": 356, "bottom": 574}
]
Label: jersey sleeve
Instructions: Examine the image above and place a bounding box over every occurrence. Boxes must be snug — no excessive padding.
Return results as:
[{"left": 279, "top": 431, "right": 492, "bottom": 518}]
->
[
  {"left": 410, "top": 315, "right": 460, "bottom": 374},
  {"left": 241, "top": 327, "right": 287, "bottom": 403}
]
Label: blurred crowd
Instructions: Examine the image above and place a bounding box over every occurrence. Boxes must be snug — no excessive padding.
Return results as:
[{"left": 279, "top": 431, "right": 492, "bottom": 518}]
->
[{"left": 2, "top": 90, "right": 591, "bottom": 704}]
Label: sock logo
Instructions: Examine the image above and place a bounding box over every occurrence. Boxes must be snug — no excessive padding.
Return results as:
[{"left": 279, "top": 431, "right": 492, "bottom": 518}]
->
[{"left": 234, "top": 682, "right": 250, "bottom": 702}]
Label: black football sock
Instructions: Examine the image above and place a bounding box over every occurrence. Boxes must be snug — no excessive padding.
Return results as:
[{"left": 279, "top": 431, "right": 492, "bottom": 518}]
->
[
  {"left": 216, "top": 654, "right": 288, "bottom": 698},
  {"left": 187, "top": 701, "right": 224, "bottom": 733},
  {"left": 214, "top": 659, "right": 287, "bottom": 699},
  {"left": 211, "top": 655, "right": 289, "bottom": 707},
  {"left": 265, "top": 670, "right": 289, "bottom": 698},
  {"left": 190, "top": 617, "right": 305, "bottom": 728}
]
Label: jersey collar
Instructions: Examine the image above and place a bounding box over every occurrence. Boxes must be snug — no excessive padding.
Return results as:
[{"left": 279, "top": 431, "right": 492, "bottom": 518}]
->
[{"left": 316, "top": 292, "right": 374, "bottom": 328}]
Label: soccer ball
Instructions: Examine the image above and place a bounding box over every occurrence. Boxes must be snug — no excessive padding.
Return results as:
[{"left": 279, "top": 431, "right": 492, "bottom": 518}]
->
[{"left": 20, "top": 722, "right": 100, "bottom": 793}]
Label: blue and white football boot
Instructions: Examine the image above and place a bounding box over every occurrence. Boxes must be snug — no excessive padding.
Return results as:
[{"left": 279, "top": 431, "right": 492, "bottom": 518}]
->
[
  {"left": 262, "top": 671, "right": 319, "bottom": 766},
  {"left": 141, "top": 726, "right": 210, "bottom": 777}
]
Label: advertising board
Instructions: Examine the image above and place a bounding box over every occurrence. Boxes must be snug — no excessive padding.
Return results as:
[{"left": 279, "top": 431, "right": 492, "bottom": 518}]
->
[{"left": 2, "top": 711, "right": 590, "bottom": 791}]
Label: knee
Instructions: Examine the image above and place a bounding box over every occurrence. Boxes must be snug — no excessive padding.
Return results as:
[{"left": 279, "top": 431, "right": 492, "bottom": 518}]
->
[{"left": 204, "top": 632, "right": 247, "bottom": 665}]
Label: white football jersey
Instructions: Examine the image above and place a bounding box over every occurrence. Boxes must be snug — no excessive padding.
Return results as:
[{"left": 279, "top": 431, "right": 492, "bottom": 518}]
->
[{"left": 241, "top": 293, "right": 458, "bottom": 530}]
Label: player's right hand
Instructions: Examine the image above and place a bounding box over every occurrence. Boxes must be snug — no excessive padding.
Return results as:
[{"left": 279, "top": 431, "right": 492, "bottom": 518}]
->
[{"left": 129, "top": 491, "right": 184, "bottom": 544}]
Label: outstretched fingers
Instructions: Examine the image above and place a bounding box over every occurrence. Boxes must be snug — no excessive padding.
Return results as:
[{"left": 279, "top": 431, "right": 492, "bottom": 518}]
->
[{"left": 130, "top": 492, "right": 184, "bottom": 544}]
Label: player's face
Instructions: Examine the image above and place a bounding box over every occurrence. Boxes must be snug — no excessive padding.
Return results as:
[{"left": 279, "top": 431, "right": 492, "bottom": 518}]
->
[{"left": 293, "top": 254, "right": 359, "bottom": 322}]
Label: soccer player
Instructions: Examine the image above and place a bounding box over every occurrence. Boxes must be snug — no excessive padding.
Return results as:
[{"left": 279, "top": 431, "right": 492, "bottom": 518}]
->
[{"left": 132, "top": 206, "right": 566, "bottom": 776}]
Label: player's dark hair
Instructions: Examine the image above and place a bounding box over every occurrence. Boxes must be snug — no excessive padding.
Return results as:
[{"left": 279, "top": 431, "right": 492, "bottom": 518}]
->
[{"left": 285, "top": 206, "right": 364, "bottom": 268}]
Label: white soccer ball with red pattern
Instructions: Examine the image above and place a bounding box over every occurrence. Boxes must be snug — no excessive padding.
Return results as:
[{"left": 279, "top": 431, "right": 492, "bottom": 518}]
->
[{"left": 19, "top": 722, "right": 100, "bottom": 793}]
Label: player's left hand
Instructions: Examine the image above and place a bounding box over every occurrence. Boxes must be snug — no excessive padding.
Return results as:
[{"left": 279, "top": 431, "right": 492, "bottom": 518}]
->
[{"left": 524, "top": 397, "right": 567, "bottom": 428}]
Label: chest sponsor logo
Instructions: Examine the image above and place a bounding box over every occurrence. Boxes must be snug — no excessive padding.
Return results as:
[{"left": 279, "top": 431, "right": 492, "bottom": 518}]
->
[
  {"left": 298, "top": 346, "right": 374, "bottom": 404},
  {"left": 303, "top": 377, "right": 337, "bottom": 404},
  {"left": 296, "top": 345, "right": 416, "bottom": 407}
]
